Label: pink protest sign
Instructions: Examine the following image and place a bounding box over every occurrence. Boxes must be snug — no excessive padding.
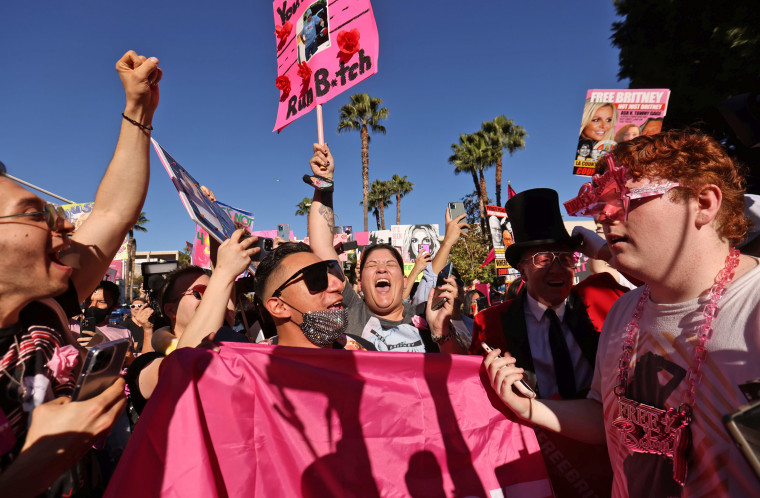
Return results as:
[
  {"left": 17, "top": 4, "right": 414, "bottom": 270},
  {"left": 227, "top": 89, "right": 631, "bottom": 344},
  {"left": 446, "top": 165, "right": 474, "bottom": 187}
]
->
[
  {"left": 272, "top": 0, "right": 379, "bottom": 132},
  {"left": 573, "top": 88, "right": 670, "bottom": 176},
  {"left": 106, "top": 344, "right": 552, "bottom": 497}
]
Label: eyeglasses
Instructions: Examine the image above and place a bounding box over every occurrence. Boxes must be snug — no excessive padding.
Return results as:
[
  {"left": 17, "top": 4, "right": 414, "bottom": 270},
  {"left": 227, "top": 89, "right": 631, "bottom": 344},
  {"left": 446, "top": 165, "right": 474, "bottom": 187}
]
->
[
  {"left": 272, "top": 260, "right": 344, "bottom": 298},
  {"left": 592, "top": 181, "right": 682, "bottom": 223},
  {"left": 180, "top": 285, "right": 207, "bottom": 301},
  {"left": 564, "top": 156, "right": 681, "bottom": 223},
  {"left": 129, "top": 303, "right": 145, "bottom": 309},
  {"left": 523, "top": 251, "right": 580, "bottom": 270},
  {"left": 0, "top": 203, "right": 67, "bottom": 232}
]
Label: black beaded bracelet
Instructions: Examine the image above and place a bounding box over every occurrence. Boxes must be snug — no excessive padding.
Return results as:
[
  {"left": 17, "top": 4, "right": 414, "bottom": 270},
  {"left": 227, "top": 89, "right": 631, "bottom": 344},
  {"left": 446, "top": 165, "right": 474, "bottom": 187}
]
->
[
  {"left": 121, "top": 113, "right": 153, "bottom": 131},
  {"left": 431, "top": 330, "right": 455, "bottom": 344}
]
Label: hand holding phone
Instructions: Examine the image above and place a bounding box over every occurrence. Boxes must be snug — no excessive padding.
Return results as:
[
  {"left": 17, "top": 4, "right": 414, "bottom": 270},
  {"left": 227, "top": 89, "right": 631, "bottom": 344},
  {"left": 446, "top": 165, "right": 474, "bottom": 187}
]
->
[
  {"left": 72, "top": 339, "right": 130, "bottom": 402},
  {"left": 448, "top": 202, "right": 468, "bottom": 234},
  {"left": 277, "top": 224, "right": 290, "bottom": 242},
  {"left": 482, "top": 342, "right": 537, "bottom": 399},
  {"left": 431, "top": 263, "right": 453, "bottom": 311},
  {"left": 252, "top": 237, "right": 274, "bottom": 262}
]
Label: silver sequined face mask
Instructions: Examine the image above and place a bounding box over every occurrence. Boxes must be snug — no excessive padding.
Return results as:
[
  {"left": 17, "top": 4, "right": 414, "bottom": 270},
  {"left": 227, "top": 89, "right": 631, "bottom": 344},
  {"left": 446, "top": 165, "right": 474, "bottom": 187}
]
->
[{"left": 281, "top": 300, "right": 349, "bottom": 347}]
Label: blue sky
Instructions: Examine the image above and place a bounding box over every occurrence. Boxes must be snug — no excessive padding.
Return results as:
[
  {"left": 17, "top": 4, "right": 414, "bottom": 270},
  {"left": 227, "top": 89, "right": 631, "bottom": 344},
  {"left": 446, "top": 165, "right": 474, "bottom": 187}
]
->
[{"left": 1, "top": 0, "right": 626, "bottom": 252}]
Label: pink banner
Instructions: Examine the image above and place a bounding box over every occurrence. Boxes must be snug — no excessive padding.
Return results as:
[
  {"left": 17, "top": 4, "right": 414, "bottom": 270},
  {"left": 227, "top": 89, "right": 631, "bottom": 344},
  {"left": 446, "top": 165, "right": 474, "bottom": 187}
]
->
[
  {"left": 108, "top": 345, "right": 552, "bottom": 497},
  {"left": 272, "top": 0, "right": 380, "bottom": 132}
]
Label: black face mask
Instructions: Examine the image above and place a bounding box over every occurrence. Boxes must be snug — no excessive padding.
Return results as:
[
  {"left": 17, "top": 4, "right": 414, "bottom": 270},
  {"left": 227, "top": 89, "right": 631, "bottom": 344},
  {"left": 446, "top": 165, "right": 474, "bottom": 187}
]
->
[{"left": 84, "top": 306, "right": 110, "bottom": 327}]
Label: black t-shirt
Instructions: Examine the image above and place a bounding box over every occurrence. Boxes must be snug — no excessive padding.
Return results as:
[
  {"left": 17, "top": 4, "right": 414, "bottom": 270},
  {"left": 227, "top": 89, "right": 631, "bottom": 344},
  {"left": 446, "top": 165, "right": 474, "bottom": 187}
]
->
[{"left": 122, "top": 316, "right": 145, "bottom": 351}]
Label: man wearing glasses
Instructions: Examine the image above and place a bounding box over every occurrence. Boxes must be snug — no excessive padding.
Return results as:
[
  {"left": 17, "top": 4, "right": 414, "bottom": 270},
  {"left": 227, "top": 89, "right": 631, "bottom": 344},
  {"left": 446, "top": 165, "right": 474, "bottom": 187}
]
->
[
  {"left": 470, "top": 188, "right": 627, "bottom": 400},
  {"left": 485, "top": 132, "right": 760, "bottom": 495},
  {"left": 122, "top": 297, "right": 155, "bottom": 353},
  {"left": 0, "top": 51, "right": 160, "bottom": 495}
]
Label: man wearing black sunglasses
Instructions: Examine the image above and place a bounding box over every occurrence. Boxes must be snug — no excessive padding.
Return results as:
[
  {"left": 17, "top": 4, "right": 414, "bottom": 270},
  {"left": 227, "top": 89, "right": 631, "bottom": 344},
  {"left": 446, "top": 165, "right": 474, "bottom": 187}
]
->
[
  {"left": 254, "top": 242, "right": 374, "bottom": 350},
  {"left": 0, "top": 51, "right": 160, "bottom": 495}
]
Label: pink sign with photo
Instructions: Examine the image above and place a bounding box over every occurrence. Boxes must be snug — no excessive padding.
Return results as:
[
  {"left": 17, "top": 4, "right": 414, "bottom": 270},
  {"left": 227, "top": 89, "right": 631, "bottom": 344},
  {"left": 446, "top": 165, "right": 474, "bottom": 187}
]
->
[{"left": 272, "top": 0, "right": 379, "bottom": 132}]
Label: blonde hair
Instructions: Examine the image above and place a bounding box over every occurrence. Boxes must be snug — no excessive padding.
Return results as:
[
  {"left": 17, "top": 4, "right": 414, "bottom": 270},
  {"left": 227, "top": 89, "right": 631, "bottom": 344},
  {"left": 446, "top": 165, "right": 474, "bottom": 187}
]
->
[{"left": 580, "top": 100, "right": 618, "bottom": 142}]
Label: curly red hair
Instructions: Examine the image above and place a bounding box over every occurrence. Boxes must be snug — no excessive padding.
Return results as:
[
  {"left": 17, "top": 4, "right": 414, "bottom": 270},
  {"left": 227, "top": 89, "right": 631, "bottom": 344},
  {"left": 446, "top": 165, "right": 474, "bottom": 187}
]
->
[{"left": 607, "top": 130, "right": 749, "bottom": 246}]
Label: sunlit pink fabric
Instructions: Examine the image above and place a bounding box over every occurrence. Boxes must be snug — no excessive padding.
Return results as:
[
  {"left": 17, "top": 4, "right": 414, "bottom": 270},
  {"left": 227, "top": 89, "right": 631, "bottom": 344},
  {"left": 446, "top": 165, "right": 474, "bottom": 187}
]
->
[{"left": 107, "top": 343, "right": 552, "bottom": 497}]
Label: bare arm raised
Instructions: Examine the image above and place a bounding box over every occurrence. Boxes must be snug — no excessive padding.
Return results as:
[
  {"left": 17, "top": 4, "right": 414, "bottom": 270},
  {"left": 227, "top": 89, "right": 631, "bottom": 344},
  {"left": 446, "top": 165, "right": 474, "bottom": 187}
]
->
[
  {"left": 432, "top": 207, "right": 469, "bottom": 274},
  {"left": 178, "top": 229, "right": 258, "bottom": 349},
  {"left": 307, "top": 143, "right": 339, "bottom": 262},
  {"left": 62, "top": 50, "right": 162, "bottom": 302}
]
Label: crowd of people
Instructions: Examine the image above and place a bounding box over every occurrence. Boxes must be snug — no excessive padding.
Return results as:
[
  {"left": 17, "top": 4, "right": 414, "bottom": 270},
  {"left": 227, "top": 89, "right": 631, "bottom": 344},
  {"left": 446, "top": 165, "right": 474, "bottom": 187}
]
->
[{"left": 1, "top": 51, "right": 759, "bottom": 497}]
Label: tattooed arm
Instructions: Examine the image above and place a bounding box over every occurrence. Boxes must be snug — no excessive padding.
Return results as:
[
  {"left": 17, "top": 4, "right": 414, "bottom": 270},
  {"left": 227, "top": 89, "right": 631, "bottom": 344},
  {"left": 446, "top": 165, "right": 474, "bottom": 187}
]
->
[{"left": 307, "top": 143, "right": 340, "bottom": 262}]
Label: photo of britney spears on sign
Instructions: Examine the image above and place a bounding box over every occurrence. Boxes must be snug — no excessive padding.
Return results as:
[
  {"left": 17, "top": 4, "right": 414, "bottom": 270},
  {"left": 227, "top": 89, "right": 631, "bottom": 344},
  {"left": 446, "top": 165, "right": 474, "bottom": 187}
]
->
[{"left": 573, "top": 88, "right": 670, "bottom": 176}]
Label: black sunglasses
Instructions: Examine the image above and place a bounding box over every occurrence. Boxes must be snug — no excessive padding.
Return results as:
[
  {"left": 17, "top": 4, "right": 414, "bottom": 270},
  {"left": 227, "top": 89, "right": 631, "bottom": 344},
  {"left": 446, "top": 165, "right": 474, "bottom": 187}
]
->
[{"left": 272, "top": 260, "right": 344, "bottom": 298}]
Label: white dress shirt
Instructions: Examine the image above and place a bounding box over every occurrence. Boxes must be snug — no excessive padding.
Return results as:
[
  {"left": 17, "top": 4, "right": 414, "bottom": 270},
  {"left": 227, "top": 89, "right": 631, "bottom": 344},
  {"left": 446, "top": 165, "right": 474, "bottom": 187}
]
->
[{"left": 523, "top": 293, "right": 594, "bottom": 398}]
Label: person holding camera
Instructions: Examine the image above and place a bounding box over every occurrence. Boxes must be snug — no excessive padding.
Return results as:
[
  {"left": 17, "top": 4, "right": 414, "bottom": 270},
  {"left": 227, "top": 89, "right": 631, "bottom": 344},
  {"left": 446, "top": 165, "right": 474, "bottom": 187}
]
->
[
  {"left": 121, "top": 297, "right": 155, "bottom": 353},
  {"left": 69, "top": 281, "right": 134, "bottom": 351},
  {"left": 0, "top": 50, "right": 160, "bottom": 496}
]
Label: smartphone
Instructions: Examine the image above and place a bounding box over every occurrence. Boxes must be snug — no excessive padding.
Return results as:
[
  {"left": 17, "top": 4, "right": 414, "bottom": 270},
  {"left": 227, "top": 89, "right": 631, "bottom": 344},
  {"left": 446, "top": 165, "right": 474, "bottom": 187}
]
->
[
  {"left": 475, "top": 296, "right": 489, "bottom": 312},
  {"left": 448, "top": 202, "right": 467, "bottom": 233},
  {"left": 277, "top": 224, "right": 290, "bottom": 242},
  {"left": 431, "top": 263, "right": 454, "bottom": 311},
  {"left": 418, "top": 243, "right": 430, "bottom": 255},
  {"left": 436, "top": 262, "right": 453, "bottom": 287},
  {"left": 252, "top": 237, "right": 275, "bottom": 262},
  {"left": 481, "top": 342, "right": 537, "bottom": 399},
  {"left": 724, "top": 400, "right": 760, "bottom": 480},
  {"left": 339, "top": 240, "right": 358, "bottom": 253},
  {"left": 72, "top": 338, "right": 130, "bottom": 401}
]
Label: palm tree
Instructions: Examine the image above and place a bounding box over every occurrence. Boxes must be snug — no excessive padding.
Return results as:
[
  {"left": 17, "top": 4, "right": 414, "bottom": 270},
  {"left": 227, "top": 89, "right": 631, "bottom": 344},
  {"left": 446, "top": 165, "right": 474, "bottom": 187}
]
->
[
  {"left": 360, "top": 196, "right": 381, "bottom": 230},
  {"left": 449, "top": 133, "right": 495, "bottom": 233},
  {"left": 337, "top": 93, "right": 389, "bottom": 232},
  {"left": 178, "top": 246, "right": 192, "bottom": 267},
  {"left": 295, "top": 197, "right": 312, "bottom": 216},
  {"left": 361, "top": 180, "right": 394, "bottom": 230},
  {"left": 388, "top": 174, "right": 414, "bottom": 225},
  {"left": 481, "top": 115, "right": 527, "bottom": 206},
  {"left": 126, "top": 211, "right": 149, "bottom": 301},
  {"left": 449, "top": 134, "right": 483, "bottom": 224},
  {"left": 370, "top": 179, "right": 394, "bottom": 230}
]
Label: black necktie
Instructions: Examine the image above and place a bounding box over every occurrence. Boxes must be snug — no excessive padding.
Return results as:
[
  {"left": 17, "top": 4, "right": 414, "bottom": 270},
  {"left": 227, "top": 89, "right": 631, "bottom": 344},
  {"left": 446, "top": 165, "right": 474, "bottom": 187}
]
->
[{"left": 545, "top": 308, "right": 576, "bottom": 399}]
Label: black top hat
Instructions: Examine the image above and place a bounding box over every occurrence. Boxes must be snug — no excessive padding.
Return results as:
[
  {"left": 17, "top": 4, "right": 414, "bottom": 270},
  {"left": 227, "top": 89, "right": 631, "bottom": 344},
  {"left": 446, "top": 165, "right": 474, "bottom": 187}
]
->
[{"left": 505, "top": 188, "right": 582, "bottom": 267}]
